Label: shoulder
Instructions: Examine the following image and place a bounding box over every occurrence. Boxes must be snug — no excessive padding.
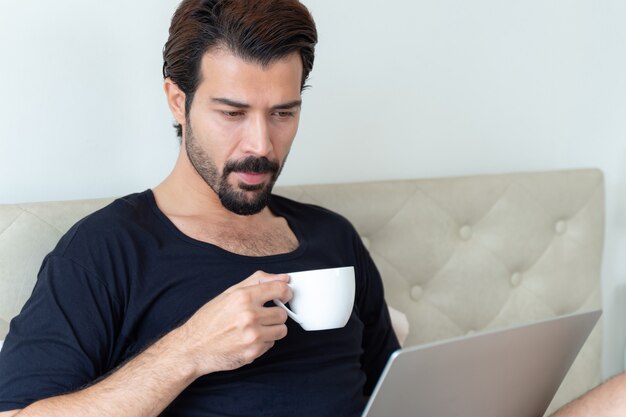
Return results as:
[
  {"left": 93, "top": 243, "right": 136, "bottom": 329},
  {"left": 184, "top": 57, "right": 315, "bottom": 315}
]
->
[
  {"left": 271, "top": 194, "right": 353, "bottom": 224},
  {"left": 85, "top": 190, "right": 154, "bottom": 224},
  {"left": 51, "top": 190, "right": 157, "bottom": 258},
  {"left": 270, "top": 194, "right": 359, "bottom": 238}
]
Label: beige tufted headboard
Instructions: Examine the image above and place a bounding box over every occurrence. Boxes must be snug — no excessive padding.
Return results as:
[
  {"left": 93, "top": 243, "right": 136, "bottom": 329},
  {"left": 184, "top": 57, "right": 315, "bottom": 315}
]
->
[{"left": 0, "top": 168, "right": 604, "bottom": 413}]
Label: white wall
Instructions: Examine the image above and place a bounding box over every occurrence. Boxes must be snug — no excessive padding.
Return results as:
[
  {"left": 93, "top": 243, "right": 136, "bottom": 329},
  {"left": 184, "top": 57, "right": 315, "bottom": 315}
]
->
[{"left": 1, "top": 1, "right": 625, "bottom": 378}]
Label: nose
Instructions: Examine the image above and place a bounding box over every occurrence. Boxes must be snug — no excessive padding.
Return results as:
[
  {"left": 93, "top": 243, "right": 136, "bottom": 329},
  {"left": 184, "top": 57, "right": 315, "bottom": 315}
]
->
[{"left": 241, "top": 114, "right": 273, "bottom": 157}]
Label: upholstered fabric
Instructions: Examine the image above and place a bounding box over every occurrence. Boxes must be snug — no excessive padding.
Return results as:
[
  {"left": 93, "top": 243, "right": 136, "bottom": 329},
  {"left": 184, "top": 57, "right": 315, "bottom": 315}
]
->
[{"left": 0, "top": 168, "right": 604, "bottom": 414}]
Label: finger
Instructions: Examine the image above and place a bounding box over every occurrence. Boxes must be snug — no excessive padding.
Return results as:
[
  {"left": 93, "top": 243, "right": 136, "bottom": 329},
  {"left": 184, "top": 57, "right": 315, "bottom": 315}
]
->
[
  {"left": 255, "top": 306, "right": 289, "bottom": 326},
  {"left": 249, "top": 280, "right": 292, "bottom": 305},
  {"left": 231, "top": 281, "right": 292, "bottom": 309},
  {"left": 232, "top": 271, "right": 290, "bottom": 290},
  {"left": 260, "top": 323, "right": 289, "bottom": 342},
  {"left": 258, "top": 273, "right": 290, "bottom": 285}
]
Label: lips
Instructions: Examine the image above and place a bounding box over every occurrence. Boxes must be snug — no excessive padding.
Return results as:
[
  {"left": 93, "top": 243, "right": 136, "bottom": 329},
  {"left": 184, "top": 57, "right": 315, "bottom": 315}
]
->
[
  {"left": 223, "top": 156, "right": 280, "bottom": 189},
  {"left": 236, "top": 171, "right": 269, "bottom": 185}
]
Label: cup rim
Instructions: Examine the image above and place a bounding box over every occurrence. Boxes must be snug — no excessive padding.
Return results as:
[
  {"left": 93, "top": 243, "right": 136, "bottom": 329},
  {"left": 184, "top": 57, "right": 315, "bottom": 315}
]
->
[{"left": 286, "top": 266, "right": 354, "bottom": 275}]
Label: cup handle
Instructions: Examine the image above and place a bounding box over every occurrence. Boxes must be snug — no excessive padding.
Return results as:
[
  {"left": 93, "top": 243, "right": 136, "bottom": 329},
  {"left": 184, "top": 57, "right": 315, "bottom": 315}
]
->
[{"left": 273, "top": 299, "right": 302, "bottom": 324}]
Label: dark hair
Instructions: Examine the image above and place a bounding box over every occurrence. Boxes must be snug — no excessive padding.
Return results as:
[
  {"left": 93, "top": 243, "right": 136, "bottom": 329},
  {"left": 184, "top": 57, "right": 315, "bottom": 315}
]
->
[{"left": 163, "top": 0, "right": 318, "bottom": 138}]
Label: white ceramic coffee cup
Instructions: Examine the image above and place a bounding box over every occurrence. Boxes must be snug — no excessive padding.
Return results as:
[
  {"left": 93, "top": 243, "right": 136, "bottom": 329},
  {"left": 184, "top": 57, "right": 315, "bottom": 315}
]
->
[{"left": 274, "top": 266, "right": 355, "bottom": 331}]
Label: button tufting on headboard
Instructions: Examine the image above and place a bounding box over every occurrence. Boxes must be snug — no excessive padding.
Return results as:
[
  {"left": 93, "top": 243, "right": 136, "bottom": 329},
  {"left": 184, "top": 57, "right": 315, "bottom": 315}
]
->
[{"left": 555, "top": 220, "right": 568, "bottom": 235}]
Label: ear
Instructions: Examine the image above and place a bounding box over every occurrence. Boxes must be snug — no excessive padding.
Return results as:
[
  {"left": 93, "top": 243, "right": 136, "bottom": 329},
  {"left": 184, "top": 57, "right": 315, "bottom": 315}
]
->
[{"left": 164, "top": 78, "right": 187, "bottom": 127}]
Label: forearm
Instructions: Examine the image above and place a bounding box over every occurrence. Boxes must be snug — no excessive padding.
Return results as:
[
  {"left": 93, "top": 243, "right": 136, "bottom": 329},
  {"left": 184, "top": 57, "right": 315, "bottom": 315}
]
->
[
  {"left": 8, "top": 273, "right": 290, "bottom": 417},
  {"left": 551, "top": 372, "right": 626, "bottom": 417},
  {"left": 16, "top": 326, "right": 198, "bottom": 417}
]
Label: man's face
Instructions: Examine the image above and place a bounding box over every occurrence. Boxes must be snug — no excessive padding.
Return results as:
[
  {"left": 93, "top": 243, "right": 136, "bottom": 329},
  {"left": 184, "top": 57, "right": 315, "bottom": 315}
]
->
[{"left": 184, "top": 48, "right": 303, "bottom": 215}]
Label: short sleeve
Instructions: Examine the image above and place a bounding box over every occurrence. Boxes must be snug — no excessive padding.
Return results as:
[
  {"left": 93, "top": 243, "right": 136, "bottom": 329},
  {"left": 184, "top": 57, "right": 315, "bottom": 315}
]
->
[
  {"left": 0, "top": 255, "right": 120, "bottom": 411},
  {"left": 353, "top": 236, "right": 401, "bottom": 396}
]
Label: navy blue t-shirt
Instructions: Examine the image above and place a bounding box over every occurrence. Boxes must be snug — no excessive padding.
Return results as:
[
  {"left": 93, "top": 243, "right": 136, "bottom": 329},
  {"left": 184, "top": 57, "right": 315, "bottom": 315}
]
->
[{"left": 0, "top": 190, "right": 399, "bottom": 416}]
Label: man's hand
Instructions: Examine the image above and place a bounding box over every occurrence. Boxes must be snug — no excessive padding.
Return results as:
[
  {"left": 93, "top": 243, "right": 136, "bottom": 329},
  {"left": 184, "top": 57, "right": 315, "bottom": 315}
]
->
[
  {"left": 10, "top": 271, "right": 292, "bottom": 417},
  {"left": 176, "top": 270, "right": 292, "bottom": 377}
]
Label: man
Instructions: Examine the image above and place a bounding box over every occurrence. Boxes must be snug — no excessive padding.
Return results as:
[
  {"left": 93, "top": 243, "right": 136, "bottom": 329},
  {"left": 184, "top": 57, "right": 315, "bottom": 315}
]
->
[{"left": 0, "top": 1, "right": 399, "bottom": 416}]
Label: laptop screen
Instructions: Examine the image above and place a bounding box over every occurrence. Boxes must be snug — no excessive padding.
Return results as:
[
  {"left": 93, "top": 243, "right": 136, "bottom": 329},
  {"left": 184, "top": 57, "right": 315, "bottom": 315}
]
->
[{"left": 362, "top": 310, "right": 600, "bottom": 417}]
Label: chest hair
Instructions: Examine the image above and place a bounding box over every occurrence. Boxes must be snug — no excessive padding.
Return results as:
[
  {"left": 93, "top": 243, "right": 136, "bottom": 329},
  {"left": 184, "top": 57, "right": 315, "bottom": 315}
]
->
[{"left": 183, "top": 217, "right": 299, "bottom": 257}]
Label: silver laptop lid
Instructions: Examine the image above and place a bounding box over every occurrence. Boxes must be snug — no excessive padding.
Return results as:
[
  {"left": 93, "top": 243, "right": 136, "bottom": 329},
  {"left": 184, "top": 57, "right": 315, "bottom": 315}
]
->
[{"left": 363, "top": 309, "right": 601, "bottom": 417}]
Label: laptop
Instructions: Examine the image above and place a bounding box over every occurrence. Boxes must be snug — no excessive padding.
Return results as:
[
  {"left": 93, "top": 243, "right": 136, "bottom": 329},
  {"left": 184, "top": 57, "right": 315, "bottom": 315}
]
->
[{"left": 362, "top": 309, "right": 601, "bottom": 417}]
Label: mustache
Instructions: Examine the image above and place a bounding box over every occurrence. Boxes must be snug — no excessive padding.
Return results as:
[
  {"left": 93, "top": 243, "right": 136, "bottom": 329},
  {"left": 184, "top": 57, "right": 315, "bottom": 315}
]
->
[{"left": 222, "top": 156, "right": 280, "bottom": 177}]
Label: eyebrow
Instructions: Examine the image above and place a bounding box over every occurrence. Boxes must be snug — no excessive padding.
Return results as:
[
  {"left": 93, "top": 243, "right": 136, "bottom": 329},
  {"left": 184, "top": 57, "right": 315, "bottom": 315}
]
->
[{"left": 212, "top": 97, "right": 302, "bottom": 110}]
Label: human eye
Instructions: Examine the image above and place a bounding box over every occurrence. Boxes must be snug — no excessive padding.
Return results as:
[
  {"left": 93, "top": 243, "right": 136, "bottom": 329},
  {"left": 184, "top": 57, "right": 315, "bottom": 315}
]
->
[
  {"left": 222, "top": 110, "right": 245, "bottom": 118},
  {"left": 272, "top": 110, "right": 296, "bottom": 119}
]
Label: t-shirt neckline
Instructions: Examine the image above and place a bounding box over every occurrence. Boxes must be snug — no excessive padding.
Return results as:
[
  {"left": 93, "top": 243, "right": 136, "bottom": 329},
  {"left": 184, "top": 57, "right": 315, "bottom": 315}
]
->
[{"left": 143, "top": 189, "right": 308, "bottom": 262}]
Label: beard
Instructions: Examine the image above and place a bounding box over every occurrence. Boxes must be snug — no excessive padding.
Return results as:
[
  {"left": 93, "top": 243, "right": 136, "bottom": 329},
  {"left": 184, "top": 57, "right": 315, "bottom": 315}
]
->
[{"left": 184, "top": 124, "right": 283, "bottom": 216}]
